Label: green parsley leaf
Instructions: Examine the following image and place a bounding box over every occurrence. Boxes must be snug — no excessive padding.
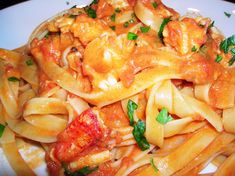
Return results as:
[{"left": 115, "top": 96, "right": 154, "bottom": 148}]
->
[
  {"left": 70, "top": 5, "right": 77, "bottom": 9},
  {"left": 110, "top": 26, "right": 116, "bottom": 31},
  {"left": 220, "top": 35, "right": 235, "bottom": 54},
  {"left": 140, "top": 26, "right": 150, "bottom": 33},
  {"left": 158, "top": 17, "right": 171, "bottom": 41},
  {"left": 230, "top": 35, "right": 235, "bottom": 45},
  {"left": 156, "top": 108, "right": 173, "bottom": 125},
  {"left": 91, "top": 0, "right": 98, "bottom": 5},
  {"left": 127, "top": 100, "right": 138, "bottom": 126},
  {"left": 127, "top": 32, "right": 138, "bottom": 40},
  {"left": 191, "top": 46, "right": 197, "bottom": 52},
  {"left": 220, "top": 35, "right": 235, "bottom": 66},
  {"left": 8, "top": 76, "right": 20, "bottom": 82},
  {"left": 220, "top": 39, "right": 230, "bottom": 53},
  {"left": 132, "top": 120, "right": 150, "bottom": 151},
  {"left": 231, "top": 47, "right": 235, "bottom": 55},
  {"left": 26, "top": 59, "right": 34, "bottom": 66},
  {"left": 44, "top": 32, "right": 50, "bottom": 39},
  {"left": 208, "top": 21, "right": 215, "bottom": 28},
  {"left": 115, "top": 8, "right": 121, "bottom": 13},
  {"left": 150, "top": 158, "right": 159, "bottom": 173},
  {"left": 86, "top": 8, "right": 96, "bottom": 18},
  {"left": 63, "top": 164, "right": 98, "bottom": 176},
  {"left": 0, "top": 124, "right": 5, "bottom": 138},
  {"left": 110, "top": 13, "right": 116, "bottom": 22},
  {"left": 224, "top": 12, "right": 232, "bottom": 18},
  {"left": 123, "top": 21, "right": 129, "bottom": 28},
  {"left": 228, "top": 55, "right": 235, "bottom": 66},
  {"left": 215, "top": 55, "right": 223, "bottom": 63},
  {"left": 152, "top": 2, "right": 158, "bottom": 9}
]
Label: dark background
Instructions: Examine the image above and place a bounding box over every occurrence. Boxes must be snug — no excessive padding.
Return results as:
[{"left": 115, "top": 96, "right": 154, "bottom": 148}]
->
[{"left": 0, "top": 0, "right": 235, "bottom": 10}]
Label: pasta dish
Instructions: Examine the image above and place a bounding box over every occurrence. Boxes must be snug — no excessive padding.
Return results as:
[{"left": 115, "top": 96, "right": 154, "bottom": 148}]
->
[{"left": 0, "top": 0, "right": 235, "bottom": 175}]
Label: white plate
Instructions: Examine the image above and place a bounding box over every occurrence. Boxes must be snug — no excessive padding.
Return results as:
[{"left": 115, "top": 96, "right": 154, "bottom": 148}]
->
[
  {"left": 0, "top": 0, "right": 235, "bottom": 50},
  {"left": 0, "top": 0, "right": 235, "bottom": 175}
]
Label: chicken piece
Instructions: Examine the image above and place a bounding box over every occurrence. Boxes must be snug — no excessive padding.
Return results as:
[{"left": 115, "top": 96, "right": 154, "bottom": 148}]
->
[
  {"left": 163, "top": 17, "right": 208, "bottom": 55},
  {"left": 70, "top": 14, "right": 113, "bottom": 45}
]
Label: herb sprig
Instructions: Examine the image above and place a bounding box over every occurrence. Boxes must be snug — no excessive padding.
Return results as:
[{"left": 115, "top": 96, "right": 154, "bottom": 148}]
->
[
  {"left": 0, "top": 124, "right": 5, "bottom": 138},
  {"left": 150, "top": 158, "right": 159, "bottom": 173},
  {"left": 127, "top": 100, "right": 150, "bottom": 151},
  {"left": 156, "top": 108, "right": 173, "bottom": 125},
  {"left": 224, "top": 12, "right": 232, "bottom": 18},
  {"left": 64, "top": 165, "right": 98, "bottom": 176},
  {"left": 132, "top": 120, "right": 150, "bottom": 151},
  {"left": 127, "top": 100, "right": 138, "bottom": 126},
  {"left": 140, "top": 26, "right": 150, "bottom": 33},
  {"left": 8, "top": 76, "right": 20, "bottom": 82},
  {"left": 158, "top": 17, "right": 171, "bottom": 41},
  {"left": 220, "top": 35, "right": 235, "bottom": 66},
  {"left": 127, "top": 32, "right": 138, "bottom": 40}
]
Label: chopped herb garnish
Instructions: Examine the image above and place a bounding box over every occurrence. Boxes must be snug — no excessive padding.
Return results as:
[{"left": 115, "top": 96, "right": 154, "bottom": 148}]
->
[
  {"left": 140, "top": 26, "right": 150, "bottom": 33},
  {"left": 110, "top": 26, "right": 116, "bottom": 31},
  {"left": 132, "top": 120, "right": 150, "bottom": 151},
  {"left": 66, "top": 1, "right": 70, "bottom": 5},
  {"left": 150, "top": 158, "right": 159, "bottom": 173},
  {"left": 220, "top": 35, "right": 235, "bottom": 66},
  {"left": 191, "top": 46, "right": 197, "bottom": 52},
  {"left": 156, "top": 108, "right": 173, "bottom": 125},
  {"left": 127, "top": 32, "right": 138, "bottom": 40},
  {"left": 127, "top": 100, "right": 138, "bottom": 126},
  {"left": 70, "top": 5, "right": 77, "bottom": 9},
  {"left": 91, "top": 0, "right": 98, "bottom": 5},
  {"left": 229, "top": 56, "right": 235, "bottom": 66},
  {"left": 0, "top": 124, "right": 5, "bottom": 138},
  {"left": 127, "top": 101, "right": 150, "bottom": 151},
  {"left": 110, "top": 13, "right": 116, "bottom": 22},
  {"left": 224, "top": 12, "right": 232, "bottom": 18},
  {"left": 68, "top": 14, "right": 77, "bottom": 19},
  {"left": 8, "top": 76, "right": 20, "bottom": 82},
  {"left": 208, "top": 21, "right": 215, "bottom": 28},
  {"left": 152, "top": 2, "right": 158, "bottom": 9},
  {"left": 86, "top": 7, "right": 96, "bottom": 18},
  {"left": 44, "top": 32, "right": 50, "bottom": 39},
  {"left": 115, "top": 8, "right": 121, "bottom": 13},
  {"left": 26, "top": 59, "right": 33, "bottom": 66},
  {"left": 231, "top": 47, "right": 235, "bottom": 55},
  {"left": 63, "top": 164, "right": 98, "bottom": 176},
  {"left": 215, "top": 55, "right": 223, "bottom": 63},
  {"left": 230, "top": 35, "right": 235, "bottom": 45},
  {"left": 220, "top": 35, "right": 235, "bottom": 53},
  {"left": 123, "top": 21, "right": 129, "bottom": 28},
  {"left": 158, "top": 17, "right": 171, "bottom": 41}
]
